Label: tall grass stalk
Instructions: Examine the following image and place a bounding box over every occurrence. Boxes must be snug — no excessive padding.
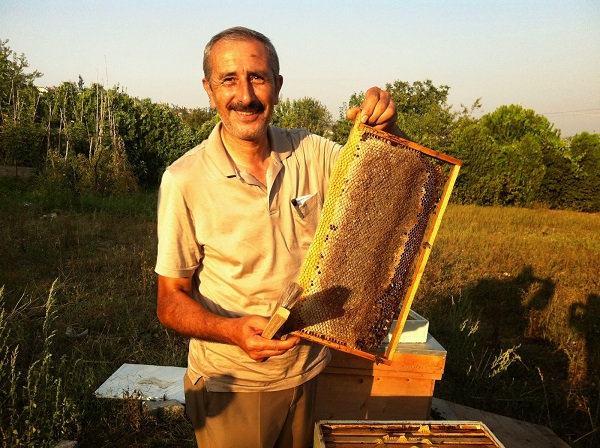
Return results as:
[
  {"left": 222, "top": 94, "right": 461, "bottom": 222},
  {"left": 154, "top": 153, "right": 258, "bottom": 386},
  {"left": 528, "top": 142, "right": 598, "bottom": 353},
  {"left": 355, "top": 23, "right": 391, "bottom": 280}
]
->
[{"left": 0, "top": 282, "right": 80, "bottom": 447}]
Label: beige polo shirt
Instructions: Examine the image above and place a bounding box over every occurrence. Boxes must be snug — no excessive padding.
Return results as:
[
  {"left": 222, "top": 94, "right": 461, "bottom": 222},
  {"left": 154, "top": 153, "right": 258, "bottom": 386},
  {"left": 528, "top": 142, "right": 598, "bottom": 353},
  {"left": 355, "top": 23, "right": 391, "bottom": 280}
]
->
[{"left": 155, "top": 123, "right": 341, "bottom": 392}]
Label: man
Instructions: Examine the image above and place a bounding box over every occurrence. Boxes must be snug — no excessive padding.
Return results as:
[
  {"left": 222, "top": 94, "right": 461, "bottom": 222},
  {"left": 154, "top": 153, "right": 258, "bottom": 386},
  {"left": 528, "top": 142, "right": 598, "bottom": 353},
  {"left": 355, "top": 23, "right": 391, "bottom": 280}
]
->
[{"left": 155, "top": 27, "right": 404, "bottom": 447}]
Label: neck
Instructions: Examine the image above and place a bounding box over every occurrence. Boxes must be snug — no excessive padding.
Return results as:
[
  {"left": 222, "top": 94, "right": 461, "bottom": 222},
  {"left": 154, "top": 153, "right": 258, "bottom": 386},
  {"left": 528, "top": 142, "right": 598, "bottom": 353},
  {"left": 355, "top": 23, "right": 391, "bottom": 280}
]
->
[
  {"left": 221, "top": 127, "right": 271, "bottom": 185},
  {"left": 221, "top": 127, "right": 270, "bottom": 164}
]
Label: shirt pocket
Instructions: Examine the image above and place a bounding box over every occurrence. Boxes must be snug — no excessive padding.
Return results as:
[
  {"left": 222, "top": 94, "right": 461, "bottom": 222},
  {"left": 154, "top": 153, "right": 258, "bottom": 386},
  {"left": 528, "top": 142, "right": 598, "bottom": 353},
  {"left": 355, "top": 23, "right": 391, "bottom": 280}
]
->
[
  {"left": 291, "top": 192, "right": 322, "bottom": 248},
  {"left": 292, "top": 192, "right": 321, "bottom": 217}
]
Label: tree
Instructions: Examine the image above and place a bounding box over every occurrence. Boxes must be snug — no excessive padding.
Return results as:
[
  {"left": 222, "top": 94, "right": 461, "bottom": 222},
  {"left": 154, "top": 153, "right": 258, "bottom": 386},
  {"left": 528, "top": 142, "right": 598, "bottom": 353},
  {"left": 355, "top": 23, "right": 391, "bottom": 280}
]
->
[
  {"left": 0, "top": 123, "right": 45, "bottom": 168},
  {"left": 0, "top": 39, "right": 44, "bottom": 167},
  {"left": 272, "top": 97, "right": 332, "bottom": 137},
  {"left": 0, "top": 39, "right": 43, "bottom": 125},
  {"left": 452, "top": 104, "right": 564, "bottom": 207},
  {"left": 331, "top": 80, "right": 470, "bottom": 150},
  {"left": 196, "top": 112, "right": 221, "bottom": 142},
  {"left": 111, "top": 97, "right": 204, "bottom": 188},
  {"left": 38, "top": 82, "right": 204, "bottom": 190},
  {"left": 385, "top": 79, "right": 457, "bottom": 151},
  {"left": 566, "top": 132, "right": 600, "bottom": 212},
  {"left": 172, "top": 106, "right": 216, "bottom": 130}
]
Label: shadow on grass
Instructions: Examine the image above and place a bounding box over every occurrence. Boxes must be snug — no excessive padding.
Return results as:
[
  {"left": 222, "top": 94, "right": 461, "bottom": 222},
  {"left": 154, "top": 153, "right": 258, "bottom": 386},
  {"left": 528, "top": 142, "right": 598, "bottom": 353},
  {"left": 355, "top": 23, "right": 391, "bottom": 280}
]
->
[
  {"left": 425, "top": 265, "right": 600, "bottom": 446},
  {"left": 569, "top": 293, "right": 600, "bottom": 447},
  {"left": 570, "top": 293, "right": 600, "bottom": 387},
  {"left": 468, "top": 265, "right": 555, "bottom": 347}
]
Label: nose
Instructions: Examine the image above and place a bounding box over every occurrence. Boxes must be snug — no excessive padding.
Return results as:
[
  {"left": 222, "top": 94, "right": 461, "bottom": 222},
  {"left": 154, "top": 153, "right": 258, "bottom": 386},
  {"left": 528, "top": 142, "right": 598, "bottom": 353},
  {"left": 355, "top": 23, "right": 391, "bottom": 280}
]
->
[{"left": 237, "top": 77, "right": 257, "bottom": 105}]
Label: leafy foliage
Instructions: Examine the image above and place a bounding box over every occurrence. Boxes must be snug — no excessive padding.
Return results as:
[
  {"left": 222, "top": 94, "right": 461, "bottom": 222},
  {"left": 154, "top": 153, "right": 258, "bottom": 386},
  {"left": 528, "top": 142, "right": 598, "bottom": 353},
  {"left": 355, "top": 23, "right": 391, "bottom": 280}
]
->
[
  {"left": 0, "top": 39, "right": 208, "bottom": 191},
  {"left": 114, "top": 97, "right": 203, "bottom": 188},
  {"left": 385, "top": 79, "right": 458, "bottom": 151},
  {"left": 451, "top": 105, "right": 557, "bottom": 206},
  {"left": 0, "top": 39, "right": 46, "bottom": 169},
  {"left": 0, "top": 123, "right": 46, "bottom": 168},
  {"left": 172, "top": 105, "right": 216, "bottom": 130},
  {"left": 272, "top": 97, "right": 333, "bottom": 137},
  {"left": 563, "top": 132, "right": 600, "bottom": 212},
  {"left": 331, "top": 80, "right": 468, "bottom": 151},
  {"left": 450, "top": 104, "right": 599, "bottom": 210},
  {"left": 0, "top": 39, "right": 598, "bottom": 209},
  {"left": 0, "top": 39, "right": 43, "bottom": 126}
]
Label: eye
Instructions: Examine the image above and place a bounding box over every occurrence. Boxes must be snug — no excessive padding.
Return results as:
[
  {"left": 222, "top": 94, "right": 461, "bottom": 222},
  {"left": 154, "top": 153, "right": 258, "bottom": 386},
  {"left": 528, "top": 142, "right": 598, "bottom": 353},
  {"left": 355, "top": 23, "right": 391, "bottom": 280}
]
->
[
  {"left": 221, "top": 77, "right": 236, "bottom": 86},
  {"left": 250, "top": 75, "right": 265, "bottom": 85}
]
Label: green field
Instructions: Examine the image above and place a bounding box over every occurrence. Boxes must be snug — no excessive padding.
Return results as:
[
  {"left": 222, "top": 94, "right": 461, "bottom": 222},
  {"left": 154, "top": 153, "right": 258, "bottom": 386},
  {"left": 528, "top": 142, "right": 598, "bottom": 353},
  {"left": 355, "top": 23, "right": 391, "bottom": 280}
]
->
[{"left": 0, "top": 178, "right": 598, "bottom": 447}]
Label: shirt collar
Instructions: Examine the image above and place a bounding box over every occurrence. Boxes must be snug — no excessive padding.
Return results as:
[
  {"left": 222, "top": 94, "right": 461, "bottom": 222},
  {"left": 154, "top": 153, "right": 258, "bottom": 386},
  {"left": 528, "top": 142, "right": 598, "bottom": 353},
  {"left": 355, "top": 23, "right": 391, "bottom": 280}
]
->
[{"left": 205, "top": 123, "right": 294, "bottom": 178}]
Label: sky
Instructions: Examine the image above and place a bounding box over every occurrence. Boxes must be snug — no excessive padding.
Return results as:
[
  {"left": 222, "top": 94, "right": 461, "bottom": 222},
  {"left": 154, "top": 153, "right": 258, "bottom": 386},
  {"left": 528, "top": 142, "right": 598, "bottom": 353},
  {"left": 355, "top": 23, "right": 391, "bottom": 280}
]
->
[{"left": 1, "top": 0, "right": 599, "bottom": 137}]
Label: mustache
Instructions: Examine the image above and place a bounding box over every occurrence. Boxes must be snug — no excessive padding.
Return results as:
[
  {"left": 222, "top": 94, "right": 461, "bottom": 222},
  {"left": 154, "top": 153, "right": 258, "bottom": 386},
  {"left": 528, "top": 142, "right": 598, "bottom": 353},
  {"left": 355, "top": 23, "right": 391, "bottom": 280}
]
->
[{"left": 228, "top": 100, "right": 265, "bottom": 114}]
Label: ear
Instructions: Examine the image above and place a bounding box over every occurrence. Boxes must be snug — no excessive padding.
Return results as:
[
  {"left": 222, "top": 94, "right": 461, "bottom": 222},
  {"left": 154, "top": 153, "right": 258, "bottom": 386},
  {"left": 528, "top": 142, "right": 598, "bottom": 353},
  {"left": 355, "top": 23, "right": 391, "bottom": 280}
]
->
[
  {"left": 274, "top": 75, "right": 283, "bottom": 105},
  {"left": 202, "top": 78, "right": 216, "bottom": 109}
]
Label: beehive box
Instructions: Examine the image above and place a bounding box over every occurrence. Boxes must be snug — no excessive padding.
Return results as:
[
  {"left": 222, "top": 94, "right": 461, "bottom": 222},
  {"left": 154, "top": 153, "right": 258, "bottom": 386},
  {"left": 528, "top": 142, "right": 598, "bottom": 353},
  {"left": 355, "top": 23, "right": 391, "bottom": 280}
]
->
[
  {"left": 387, "top": 310, "right": 429, "bottom": 344},
  {"left": 315, "top": 333, "right": 446, "bottom": 421},
  {"left": 314, "top": 420, "right": 505, "bottom": 447}
]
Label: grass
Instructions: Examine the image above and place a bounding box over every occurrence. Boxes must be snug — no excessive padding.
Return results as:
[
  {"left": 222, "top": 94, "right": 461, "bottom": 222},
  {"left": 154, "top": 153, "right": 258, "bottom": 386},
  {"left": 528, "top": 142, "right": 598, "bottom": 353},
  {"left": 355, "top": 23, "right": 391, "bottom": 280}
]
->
[
  {"left": 0, "top": 176, "right": 598, "bottom": 446},
  {"left": 417, "top": 204, "right": 599, "bottom": 447},
  {"left": 0, "top": 177, "right": 194, "bottom": 447}
]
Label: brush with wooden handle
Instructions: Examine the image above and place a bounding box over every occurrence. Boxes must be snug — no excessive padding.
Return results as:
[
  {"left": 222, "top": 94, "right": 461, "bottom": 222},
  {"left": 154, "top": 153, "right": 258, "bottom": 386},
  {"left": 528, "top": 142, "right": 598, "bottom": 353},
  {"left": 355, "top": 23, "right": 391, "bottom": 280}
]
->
[{"left": 262, "top": 283, "right": 304, "bottom": 340}]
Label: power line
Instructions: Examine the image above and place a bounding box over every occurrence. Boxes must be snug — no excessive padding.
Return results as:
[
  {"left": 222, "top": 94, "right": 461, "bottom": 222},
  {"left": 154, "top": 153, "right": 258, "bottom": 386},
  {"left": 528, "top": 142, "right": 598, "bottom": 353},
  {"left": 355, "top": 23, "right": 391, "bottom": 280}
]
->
[{"left": 543, "top": 108, "right": 600, "bottom": 116}]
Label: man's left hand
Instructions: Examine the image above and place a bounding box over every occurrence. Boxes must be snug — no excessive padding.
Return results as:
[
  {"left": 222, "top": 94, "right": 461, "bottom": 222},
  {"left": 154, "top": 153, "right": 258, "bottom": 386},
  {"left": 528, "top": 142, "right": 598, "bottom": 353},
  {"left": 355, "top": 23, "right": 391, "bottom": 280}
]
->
[{"left": 346, "top": 86, "right": 407, "bottom": 138}]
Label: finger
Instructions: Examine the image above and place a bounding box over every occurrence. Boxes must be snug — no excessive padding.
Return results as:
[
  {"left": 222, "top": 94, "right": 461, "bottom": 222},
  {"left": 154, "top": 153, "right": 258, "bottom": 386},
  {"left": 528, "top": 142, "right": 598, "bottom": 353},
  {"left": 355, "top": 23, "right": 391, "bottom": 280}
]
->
[
  {"left": 272, "top": 336, "right": 300, "bottom": 351},
  {"left": 345, "top": 88, "right": 384, "bottom": 123},
  {"left": 251, "top": 345, "right": 291, "bottom": 362},
  {"left": 363, "top": 87, "right": 389, "bottom": 112},
  {"left": 368, "top": 100, "right": 392, "bottom": 125},
  {"left": 346, "top": 107, "right": 361, "bottom": 121},
  {"left": 372, "top": 101, "right": 397, "bottom": 126},
  {"left": 247, "top": 334, "right": 298, "bottom": 355},
  {"left": 358, "top": 88, "right": 382, "bottom": 122},
  {"left": 364, "top": 94, "right": 396, "bottom": 128},
  {"left": 347, "top": 88, "right": 397, "bottom": 128},
  {"left": 282, "top": 335, "right": 301, "bottom": 345}
]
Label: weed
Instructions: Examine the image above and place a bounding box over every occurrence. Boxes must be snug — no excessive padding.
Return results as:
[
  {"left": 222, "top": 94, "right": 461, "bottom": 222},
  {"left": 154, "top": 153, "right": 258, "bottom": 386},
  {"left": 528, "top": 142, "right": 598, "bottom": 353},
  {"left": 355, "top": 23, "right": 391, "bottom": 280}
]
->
[
  {"left": 0, "top": 282, "right": 80, "bottom": 447},
  {"left": 488, "top": 345, "right": 523, "bottom": 378}
]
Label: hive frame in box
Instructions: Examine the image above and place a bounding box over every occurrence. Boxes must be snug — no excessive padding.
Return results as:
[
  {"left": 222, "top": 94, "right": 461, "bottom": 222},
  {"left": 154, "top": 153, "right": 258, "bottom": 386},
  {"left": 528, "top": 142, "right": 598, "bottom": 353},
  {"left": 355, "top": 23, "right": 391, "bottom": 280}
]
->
[
  {"left": 313, "top": 420, "right": 504, "bottom": 447},
  {"left": 287, "top": 122, "right": 462, "bottom": 364}
]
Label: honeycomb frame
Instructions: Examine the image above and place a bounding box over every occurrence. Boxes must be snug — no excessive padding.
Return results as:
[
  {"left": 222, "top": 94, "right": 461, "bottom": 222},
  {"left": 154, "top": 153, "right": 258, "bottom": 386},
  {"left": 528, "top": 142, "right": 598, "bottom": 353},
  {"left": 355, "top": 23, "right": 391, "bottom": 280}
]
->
[{"left": 285, "top": 120, "right": 462, "bottom": 364}]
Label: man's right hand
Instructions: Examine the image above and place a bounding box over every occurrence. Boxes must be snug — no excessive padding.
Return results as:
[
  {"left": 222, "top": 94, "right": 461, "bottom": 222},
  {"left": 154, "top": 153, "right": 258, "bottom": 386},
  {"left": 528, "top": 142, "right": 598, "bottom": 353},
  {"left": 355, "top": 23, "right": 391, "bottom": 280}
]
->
[
  {"left": 234, "top": 315, "right": 301, "bottom": 362},
  {"left": 157, "top": 275, "right": 300, "bottom": 362}
]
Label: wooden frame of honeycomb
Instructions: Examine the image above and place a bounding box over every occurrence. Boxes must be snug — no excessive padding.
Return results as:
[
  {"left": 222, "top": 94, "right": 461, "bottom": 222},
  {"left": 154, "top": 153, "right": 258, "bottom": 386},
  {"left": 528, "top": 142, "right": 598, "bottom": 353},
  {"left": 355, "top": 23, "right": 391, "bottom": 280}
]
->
[
  {"left": 283, "top": 120, "right": 462, "bottom": 364},
  {"left": 314, "top": 421, "right": 504, "bottom": 447}
]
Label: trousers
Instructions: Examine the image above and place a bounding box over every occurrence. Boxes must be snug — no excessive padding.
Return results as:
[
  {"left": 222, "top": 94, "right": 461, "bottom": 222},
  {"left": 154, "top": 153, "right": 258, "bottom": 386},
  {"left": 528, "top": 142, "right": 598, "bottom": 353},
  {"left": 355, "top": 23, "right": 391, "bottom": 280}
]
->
[{"left": 183, "top": 372, "right": 318, "bottom": 448}]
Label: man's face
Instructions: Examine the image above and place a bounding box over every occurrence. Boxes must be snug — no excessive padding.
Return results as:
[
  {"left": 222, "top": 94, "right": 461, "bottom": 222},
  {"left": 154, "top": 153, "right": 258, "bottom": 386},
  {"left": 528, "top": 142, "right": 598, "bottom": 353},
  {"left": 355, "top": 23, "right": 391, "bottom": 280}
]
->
[{"left": 202, "top": 39, "right": 283, "bottom": 144}]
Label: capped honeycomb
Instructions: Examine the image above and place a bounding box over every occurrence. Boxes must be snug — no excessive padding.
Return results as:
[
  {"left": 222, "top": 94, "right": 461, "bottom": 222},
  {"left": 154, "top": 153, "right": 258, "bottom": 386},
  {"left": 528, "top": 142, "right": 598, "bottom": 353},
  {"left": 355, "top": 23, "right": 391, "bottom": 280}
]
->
[{"left": 283, "top": 121, "right": 458, "bottom": 355}]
